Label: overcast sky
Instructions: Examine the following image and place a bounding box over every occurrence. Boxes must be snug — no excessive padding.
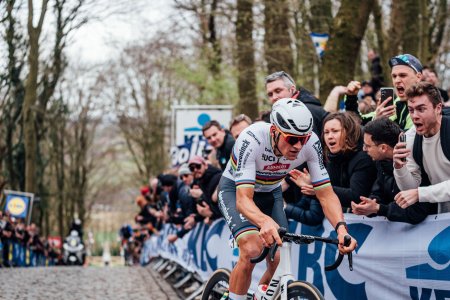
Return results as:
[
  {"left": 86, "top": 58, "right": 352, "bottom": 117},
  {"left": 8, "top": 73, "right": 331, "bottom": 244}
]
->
[{"left": 66, "top": 0, "right": 174, "bottom": 64}]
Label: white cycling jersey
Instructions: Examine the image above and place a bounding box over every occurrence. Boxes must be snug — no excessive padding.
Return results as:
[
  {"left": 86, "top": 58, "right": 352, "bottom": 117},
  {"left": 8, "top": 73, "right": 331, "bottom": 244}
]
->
[{"left": 222, "top": 122, "right": 331, "bottom": 193}]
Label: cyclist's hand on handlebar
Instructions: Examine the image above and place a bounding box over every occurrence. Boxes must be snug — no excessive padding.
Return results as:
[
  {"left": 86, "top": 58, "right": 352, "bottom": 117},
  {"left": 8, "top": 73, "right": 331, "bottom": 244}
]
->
[
  {"left": 337, "top": 233, "right": 357, "bottom": 254},
  {"left": 259, "top": 218, "right": 282, "bottom": 247}
]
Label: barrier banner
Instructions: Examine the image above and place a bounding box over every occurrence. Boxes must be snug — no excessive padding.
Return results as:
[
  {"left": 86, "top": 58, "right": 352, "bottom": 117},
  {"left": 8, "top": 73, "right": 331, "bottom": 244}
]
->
[{"left": 145, "top": 214, "right": 450, "bottom": 299}]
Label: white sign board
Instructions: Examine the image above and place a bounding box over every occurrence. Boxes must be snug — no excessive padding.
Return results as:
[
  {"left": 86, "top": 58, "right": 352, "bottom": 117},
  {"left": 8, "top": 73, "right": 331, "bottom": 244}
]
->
[{"left": 170, "top": 105, "right": 233, "bottom": 166}]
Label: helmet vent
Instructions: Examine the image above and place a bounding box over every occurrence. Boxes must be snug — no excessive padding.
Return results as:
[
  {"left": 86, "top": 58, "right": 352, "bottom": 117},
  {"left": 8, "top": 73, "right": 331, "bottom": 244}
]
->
[
  {"left": 276, "top": 112, "right": 291, "bottom": 130},
  {"left": 288, "top": 118, "right": 312, "bottom": 134}
]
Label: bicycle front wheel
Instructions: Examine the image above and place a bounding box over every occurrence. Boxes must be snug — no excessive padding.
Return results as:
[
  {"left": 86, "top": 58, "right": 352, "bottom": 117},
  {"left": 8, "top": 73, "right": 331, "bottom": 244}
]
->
[
  {"left": 201, "top": 268, "right": 231, "bottom": 300},
  {"left": 275, "top": 280, "right": 324, "bottom": 300}
]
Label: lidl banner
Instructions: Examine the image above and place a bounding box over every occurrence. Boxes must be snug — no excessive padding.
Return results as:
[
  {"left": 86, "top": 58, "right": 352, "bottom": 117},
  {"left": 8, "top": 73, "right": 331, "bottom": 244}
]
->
[
  {"left": 170, "top": 105, "right": 233, "bottom": 166},
  {"left": 143, "top": 213, "right": 450, "bottom": 299},
  {"left": 3, "top": 190, "right": 34, "bottom": 221}
]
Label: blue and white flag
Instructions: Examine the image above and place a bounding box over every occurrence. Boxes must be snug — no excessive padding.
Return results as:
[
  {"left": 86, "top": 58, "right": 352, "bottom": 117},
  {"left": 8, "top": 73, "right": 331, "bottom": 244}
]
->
[{"left": 310, "top": 32, "right": 329, "bottom": 58}]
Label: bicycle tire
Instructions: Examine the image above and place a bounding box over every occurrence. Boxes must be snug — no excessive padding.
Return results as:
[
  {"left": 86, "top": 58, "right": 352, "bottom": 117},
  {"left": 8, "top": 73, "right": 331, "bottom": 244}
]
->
[
  {"left": 275, "top": 280, "right": 324, "bottom": 300},
  {"left": 201, "top": 268, "right": 231, "bottom": 300}
]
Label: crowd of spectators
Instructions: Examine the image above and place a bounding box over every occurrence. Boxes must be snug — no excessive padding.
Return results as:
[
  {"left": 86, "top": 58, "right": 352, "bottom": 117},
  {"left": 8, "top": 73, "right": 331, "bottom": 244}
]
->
[
  {"left": 0, "top": 211, "right": 60, "bottom": 267},
  {"left": 126, "top": 52, "right": 449, "bottom": 267}
]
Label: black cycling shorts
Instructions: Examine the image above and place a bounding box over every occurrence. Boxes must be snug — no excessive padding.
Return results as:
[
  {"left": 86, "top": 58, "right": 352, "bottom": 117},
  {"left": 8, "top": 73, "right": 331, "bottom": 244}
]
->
[{"left": 217, "top": 177, "right": 288, "bottom": 244}]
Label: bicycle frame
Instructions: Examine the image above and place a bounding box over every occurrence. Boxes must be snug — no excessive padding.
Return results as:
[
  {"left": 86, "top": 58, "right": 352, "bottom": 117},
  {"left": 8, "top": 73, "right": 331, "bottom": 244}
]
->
[{"left": 252, "top": 242, "right": 294, "bottom": 300}]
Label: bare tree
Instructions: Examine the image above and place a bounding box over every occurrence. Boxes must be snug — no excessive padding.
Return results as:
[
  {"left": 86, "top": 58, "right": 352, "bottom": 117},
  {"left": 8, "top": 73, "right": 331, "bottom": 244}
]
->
[{"left": 264, "top": 0, "right": 294, "bottom": 75}]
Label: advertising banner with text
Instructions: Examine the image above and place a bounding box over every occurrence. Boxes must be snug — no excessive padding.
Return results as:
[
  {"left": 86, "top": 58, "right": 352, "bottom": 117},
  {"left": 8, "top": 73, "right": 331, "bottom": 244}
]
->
[{"left": 146, "top": 214, "right": 450, "bottom": 300}]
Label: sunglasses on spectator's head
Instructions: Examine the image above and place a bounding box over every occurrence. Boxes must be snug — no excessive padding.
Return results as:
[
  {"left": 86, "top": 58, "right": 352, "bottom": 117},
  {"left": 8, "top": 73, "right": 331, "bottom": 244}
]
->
[
  {"left": 275, "top": 127, "right": 311, "bottom": 146},
  {"left": 189, "top": 164, "right": 202, "bottom": 172}
]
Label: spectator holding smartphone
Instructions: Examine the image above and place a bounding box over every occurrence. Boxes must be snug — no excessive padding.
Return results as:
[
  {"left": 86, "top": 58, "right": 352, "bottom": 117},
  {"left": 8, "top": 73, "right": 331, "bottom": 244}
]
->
[
  {"left": 345, "top": 54, "right": 423, "bottom": 130},
  {"left": 351, "top": 118, "right": 436, "bottom": 223},
  {"left": 393, "top": 82, "right": 450, "bottom": 214}
]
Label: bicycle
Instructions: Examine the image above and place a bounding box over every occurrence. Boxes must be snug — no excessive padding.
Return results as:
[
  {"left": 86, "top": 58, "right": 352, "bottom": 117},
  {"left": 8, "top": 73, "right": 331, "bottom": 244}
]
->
[{"left": 201, "top": 227, "right": 353, "bottom": 300}]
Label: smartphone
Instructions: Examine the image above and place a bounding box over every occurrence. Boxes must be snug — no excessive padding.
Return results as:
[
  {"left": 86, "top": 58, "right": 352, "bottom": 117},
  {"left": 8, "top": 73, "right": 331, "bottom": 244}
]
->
[
  {"left": 380, "top": 87, "right": 395, "bottom": 107},
  {"left": 399, "top": 133, "right": 406, "bottom": 162}
]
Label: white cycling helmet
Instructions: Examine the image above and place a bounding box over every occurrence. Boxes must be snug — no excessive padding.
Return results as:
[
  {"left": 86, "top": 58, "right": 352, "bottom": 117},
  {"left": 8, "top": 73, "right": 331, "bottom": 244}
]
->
[{"left": 270, "top": 98, "right": 313, "bottom": 136}]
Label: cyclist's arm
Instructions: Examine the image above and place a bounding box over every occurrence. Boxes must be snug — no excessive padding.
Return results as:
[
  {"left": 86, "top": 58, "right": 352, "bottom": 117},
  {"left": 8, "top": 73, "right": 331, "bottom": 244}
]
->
[
  {"left": 315, "top": 186, "right": 356, "bottom": 252},
  {"left": 315, "top": 186, "right": 345, "bottom": 230}
]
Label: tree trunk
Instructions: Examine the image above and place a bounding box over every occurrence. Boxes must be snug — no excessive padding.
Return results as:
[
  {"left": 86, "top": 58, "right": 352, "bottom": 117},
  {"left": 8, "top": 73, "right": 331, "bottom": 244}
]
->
[
  {"left": 306, "top": 0, "right": 333, "bottom": 95},
  {"left": 293, "top": 5, "right": 315, "bottom": 90},
  {"left": 236, "top": 0, "right": 258, "bottom": 119},
  {"left": 428, "top": 0, "right": 448, "bottom": 64},
  {"left": 264, "top": 0, "right": 294, "bottom": 74},
  {"left": 24, "top": 0, "right": 48, "bottom": 193},
  {"left": 319, "top": 0, "right": 374, "bottom": 101},
  {"left": 401, "top": 0, "right": 420, "bottom": 55},
  {"left": 387, "top": 1, "right": 405, "bottom": 60},
  {"left": 372, "top": 0, "right": 391, "bottom": 86},
  {"left": 417, "top": 0, "right": 430, "bottom": 64}
]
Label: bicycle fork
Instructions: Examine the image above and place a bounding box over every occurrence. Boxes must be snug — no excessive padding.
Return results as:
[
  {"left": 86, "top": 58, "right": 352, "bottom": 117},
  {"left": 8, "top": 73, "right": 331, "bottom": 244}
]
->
[{"left": 253, "top": 242, "right": 295, "bottom": 300}]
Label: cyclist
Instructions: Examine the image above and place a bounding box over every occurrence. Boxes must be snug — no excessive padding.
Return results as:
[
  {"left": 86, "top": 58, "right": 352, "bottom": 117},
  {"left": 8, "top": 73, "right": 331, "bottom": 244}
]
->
[{"left": 217, "top": 98, "right": 357, "bottom": 300}]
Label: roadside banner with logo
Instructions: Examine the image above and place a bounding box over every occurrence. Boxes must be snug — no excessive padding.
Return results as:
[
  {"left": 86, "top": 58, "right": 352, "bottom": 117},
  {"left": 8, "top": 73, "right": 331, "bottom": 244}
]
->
[
  {"left": 144, "top": 213, "right": 450, "bottom": 299},
  {"left": 170, "top": 105, "right": 233, "bottom": 167},
  {"left": 3, "top": 190, "right": 34, "bottom": 223}
]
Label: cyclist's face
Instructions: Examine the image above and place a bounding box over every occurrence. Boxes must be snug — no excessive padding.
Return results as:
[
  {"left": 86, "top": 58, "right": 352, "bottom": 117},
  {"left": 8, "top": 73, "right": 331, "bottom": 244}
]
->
[
  {"left": 323, "top": 119, "right": 343, "bottom": 154},
  {"left": 276, "top": 132, "right": 304, "bottom": 160},
  {"left": 203, "top": 126, "right": 225, "bottom": 148},
  {"left": 266, "top": 79, "right": 296, "bottom": 104}
]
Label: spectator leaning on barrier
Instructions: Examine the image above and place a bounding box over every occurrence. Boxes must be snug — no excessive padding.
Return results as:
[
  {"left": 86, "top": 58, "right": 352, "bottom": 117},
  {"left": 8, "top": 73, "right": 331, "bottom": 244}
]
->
[
  {"left": 290, "top": 112, "right": 377, "bottom": 212},
  {"left": 185, "top": 155, "right": 222, "bottom": 226},
  {"left": 178, "top": 163, "right": 194, "bottom": 187},
  {"left": 345, "top": 54, "right": 423, "bottom": 130},
  {"left": 160, "top": 173, "right": 196, "bottom": 227},
  {"left": 351, "top": 118, "right": 436, "bottom": 223},
  {"left": 202, "top": 120, "right": 235, "bottom": 171},
  {"left": 393, "top": 82, "right": 450, "bottom": 214},
  {"left": 167, "top": 164, "right": 198, "bottom": 243},
  {"left": 265, "top": 71, "right": 328, "bottom": 136},
  {"left": 1, "top": 212, "right": 14, "bottom": 267},
  {"left": 229, "top": 114, "right": 252, "bottom": 140}
]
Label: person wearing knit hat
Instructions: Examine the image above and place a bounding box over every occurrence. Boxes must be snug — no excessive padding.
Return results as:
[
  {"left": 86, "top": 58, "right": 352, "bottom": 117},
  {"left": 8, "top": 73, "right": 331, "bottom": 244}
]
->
[{"left": 178, "top": 163, "right": 193, "bottom": 187}]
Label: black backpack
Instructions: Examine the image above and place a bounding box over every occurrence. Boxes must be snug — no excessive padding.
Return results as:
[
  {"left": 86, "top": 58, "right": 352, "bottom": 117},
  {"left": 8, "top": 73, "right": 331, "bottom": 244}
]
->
[{"left": 412, "top": 109, "right": 450, "bottom": 186}]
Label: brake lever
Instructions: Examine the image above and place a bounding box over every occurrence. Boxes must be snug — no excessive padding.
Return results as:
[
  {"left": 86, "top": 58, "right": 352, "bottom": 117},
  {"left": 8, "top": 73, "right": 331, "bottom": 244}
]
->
[
  {"left": 343, "top": 235, "right": 353, "bottom": 271},
  {"left": 269, "top": 244, "right": 278, "bottom": 262}
]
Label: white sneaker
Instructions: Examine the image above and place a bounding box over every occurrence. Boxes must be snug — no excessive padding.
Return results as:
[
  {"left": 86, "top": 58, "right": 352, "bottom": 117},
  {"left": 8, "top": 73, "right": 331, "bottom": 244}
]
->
[{"left": 184, "top": 281, "right": 201, "bottom": 294}]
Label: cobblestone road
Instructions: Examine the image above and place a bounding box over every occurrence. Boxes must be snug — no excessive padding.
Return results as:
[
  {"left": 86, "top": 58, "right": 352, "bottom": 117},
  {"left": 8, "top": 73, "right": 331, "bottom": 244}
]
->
[{"left": 0, "top": 266, "right": 180, "bottom": 300}]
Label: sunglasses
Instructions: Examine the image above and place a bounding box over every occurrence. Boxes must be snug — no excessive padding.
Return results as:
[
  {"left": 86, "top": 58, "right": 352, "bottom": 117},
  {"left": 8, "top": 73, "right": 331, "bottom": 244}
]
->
[
  {"left": 276, "top": 128, "right": 311, "bottom": 146},
  {"left": 179, "top": 174, "right": 191, "bottom": 179},
  {"left": 189, "top": 164, "right": 202, "bottom": 172}
]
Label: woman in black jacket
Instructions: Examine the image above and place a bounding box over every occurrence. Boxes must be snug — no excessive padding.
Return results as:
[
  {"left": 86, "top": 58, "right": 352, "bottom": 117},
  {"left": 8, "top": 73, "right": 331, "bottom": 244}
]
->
[{"left": 290, "top": 112, "right": 377, "bottom": 212}]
